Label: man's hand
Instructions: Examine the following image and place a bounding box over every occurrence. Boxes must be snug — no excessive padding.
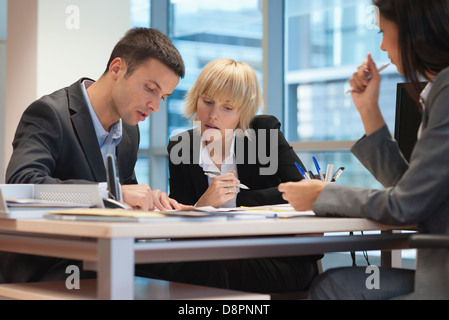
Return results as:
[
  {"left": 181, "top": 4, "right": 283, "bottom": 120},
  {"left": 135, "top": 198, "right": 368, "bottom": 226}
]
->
[{"left": 121, "top": 184, "right": 182, "bottom": 211}]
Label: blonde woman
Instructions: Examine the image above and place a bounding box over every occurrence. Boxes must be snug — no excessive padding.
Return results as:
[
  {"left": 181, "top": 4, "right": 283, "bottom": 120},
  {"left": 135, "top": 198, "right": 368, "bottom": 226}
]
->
[
  {"left": 154, "top": 58, "right": 321, "bottom": 294},
  {"left": 168, "top": 58, "right": 307, "bottom": 208}
]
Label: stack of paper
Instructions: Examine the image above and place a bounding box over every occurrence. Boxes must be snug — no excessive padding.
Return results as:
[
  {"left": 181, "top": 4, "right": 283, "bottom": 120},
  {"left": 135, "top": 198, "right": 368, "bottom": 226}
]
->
[
  {"left": 167, "top": 204, "right": 315, "bottom": 219},
  {"left": 44, "top": 208, "right": 227, "bottom": 223},
  {"left": 2, "top": 198, "right": 94, "bottom": 219},
  {"left": 43, "top": 204, "right": 315, "bottom": 222}
]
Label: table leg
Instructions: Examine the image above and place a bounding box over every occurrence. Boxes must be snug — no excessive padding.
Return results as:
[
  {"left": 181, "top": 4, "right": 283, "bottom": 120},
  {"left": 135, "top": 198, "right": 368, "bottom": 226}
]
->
[
  {"left": 97, "top": 238, "right": 134, "bottom": 300},
  {"left": 381, "top": 230, "right": 403, "bottom": 268}
]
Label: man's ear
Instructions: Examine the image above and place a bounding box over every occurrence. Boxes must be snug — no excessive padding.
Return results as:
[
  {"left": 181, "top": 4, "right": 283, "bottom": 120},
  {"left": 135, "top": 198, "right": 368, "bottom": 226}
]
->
[{"left": 109, "top": 57, "right": 126, "bottom": 80}]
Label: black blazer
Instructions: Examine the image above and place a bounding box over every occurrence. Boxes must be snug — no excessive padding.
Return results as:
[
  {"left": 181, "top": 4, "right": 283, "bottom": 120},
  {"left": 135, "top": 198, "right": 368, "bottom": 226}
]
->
[
  {"left": 167, "top": 115, "right": 305, "bottom": 206},
  {"left": 6, "top": 78, "right": 139, "bottom": 185}
]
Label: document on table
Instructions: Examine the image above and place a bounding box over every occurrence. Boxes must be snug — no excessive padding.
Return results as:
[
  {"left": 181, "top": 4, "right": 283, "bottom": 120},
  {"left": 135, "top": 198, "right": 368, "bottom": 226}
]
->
[
  {"left": 168, "top": 204, "right": 316, "bottom": 218},
  {"left": 44, "top": 208, "right": 227, "bottom": 223},
  {"left": 6, "top": 198, "right": 94, "bottom": 208},
  {"left": 43, "top": 204, "right": 315, "bottom": 222},
  {"left": 1, "top": 198, "right": 95, "bottom": 219}
]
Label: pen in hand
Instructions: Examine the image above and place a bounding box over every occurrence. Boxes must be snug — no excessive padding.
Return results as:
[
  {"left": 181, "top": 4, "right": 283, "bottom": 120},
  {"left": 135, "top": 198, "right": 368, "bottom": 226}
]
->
[
  {"left": 345, "top": 62, "right": 390, "bottom": 95},
  {"left": 204, "top": 172, "right": 250, "bottom": 189}
]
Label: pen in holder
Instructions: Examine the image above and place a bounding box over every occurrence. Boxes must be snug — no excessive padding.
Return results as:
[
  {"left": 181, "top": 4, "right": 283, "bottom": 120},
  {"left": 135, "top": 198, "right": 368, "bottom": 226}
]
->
[
  {"left": 325, "top": 164, "right": 334, "bottom": 183},
  {"left": 295, "top": 160, "right": 344, "bottom": 182},
  {"left": 323, "top": 164, "right": 345, "bottom": 183},
  {"left": 331, "top": 167, "right": 345, "bottom": 182},
  {"left": 294, "top": 162, "right": 311, "bottom": 180}
]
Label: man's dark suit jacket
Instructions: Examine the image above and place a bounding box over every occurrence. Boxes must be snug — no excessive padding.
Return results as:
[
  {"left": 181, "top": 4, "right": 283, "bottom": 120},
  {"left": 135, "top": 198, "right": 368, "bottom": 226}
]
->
[
  {"left": 1, "top": 78, "right": 139, "bottom": 283},
  {"left": 167, "top": 115, "right": 305, "bottom": 206},
  {"left": 6, "top": 78, "right": 139, "bottom": 185}
]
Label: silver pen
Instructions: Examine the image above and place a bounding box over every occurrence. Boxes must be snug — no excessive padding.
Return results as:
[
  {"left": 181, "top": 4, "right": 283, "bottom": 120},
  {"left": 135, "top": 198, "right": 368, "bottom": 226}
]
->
[
  {"left": 331, "top": 167, "right": 345, "bottom": 182},
  {"left": 204, "top": 172, "right": 250, "bottom": 189},
  {"left": 345, "top": 62, "right": 391, "bottom": 94}
]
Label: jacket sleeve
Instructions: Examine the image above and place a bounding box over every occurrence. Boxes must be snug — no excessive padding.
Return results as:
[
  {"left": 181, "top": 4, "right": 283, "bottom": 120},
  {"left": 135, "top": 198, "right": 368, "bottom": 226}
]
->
[
  {"left": 314, "top": 79, "right": 449, "bottom": 227},
  {"left": 6, "top": 100, "right": 93, "bottom": 185},
  {"left": 118, "top": 124, "right": 140, "bottom": 185},
  {"left": 351, "top": 125, "right": 409, "bottom": 188}
]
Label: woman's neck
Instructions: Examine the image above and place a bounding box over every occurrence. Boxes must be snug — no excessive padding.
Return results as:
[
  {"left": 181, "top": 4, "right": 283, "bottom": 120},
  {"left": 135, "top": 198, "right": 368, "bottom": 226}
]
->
[{"left": 205, "top": 132, "right": 234, "bottom": 170}]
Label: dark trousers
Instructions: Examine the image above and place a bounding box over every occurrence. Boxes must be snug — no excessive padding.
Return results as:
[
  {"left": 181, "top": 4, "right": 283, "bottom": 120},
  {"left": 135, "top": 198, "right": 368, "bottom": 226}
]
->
[
  {"left": 137, "top": 256, "right": 320, "bottom": 293},
  {"left": 308, "top": 266, "right": 415, "bottom": 300}
]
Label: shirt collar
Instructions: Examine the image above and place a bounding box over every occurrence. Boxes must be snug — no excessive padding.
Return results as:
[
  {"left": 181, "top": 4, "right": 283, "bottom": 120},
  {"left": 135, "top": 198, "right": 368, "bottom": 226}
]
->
[
  {"left": 419, "top": 82, "right": 433, "bottom": 110},
  {"left": 81, "top": 79, "right": 122, "bottom": 147},
  {"left": 198, "top": 132, "right": 236, "bottom": 173},
  {"left": 417, "top": 82, "right": 433, "bottom": 140}
]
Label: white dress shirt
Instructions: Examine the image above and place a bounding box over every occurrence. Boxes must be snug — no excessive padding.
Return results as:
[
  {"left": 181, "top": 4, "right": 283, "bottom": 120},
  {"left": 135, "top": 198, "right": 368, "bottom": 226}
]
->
[
  {"left": 417, "top": 82, "right": 433, "bottom": 140},
  {"left": 198, "top": 133, "right": 240, "bottom": 208}
]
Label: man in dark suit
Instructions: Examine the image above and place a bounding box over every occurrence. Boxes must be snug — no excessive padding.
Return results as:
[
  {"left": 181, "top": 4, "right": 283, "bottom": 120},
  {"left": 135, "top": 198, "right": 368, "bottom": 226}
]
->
[
  {"left": 6, "top": 28, "right": 185, "bottom": 211},
  {"left": 2, "top": 28, "right": 185, "bottom": 283}
]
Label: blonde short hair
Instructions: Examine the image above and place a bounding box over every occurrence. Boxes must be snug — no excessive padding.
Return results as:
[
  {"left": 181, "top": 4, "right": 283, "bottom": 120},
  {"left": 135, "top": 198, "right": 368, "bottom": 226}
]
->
[{"left": 184, "top": 58, "right": 263, "bottom": 131}]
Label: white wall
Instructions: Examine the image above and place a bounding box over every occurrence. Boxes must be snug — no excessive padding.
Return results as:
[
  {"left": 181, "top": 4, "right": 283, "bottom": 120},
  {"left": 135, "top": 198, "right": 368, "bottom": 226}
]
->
[
  {"left": 36, "top": 0, "right": 131, "bottom": 97},
  {"left": 3, "top": 0, "right": 131, "bottom": 180}
]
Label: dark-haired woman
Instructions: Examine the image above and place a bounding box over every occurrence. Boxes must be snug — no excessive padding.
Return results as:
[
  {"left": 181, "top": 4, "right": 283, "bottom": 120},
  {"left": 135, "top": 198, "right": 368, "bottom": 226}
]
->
[{"left": 279, "top": 0, "right": 449, "bottom": 299}]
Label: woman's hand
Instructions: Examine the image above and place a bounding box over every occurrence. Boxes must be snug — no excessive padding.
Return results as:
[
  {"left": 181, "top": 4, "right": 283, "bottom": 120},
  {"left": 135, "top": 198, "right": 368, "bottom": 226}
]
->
[
  {"left": 349, "top": 53, "right": 386, "bottom": 136},
  {"left": 196, "top": 171, "right": 240, "bottom": 208},
  {"left": 278, "top": 179, "right": 326, "bottom": 212}
]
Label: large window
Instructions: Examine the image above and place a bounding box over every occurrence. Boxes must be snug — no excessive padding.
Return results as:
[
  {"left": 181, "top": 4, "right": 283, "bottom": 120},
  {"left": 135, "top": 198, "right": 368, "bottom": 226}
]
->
[
  {"left": 130, "top": 0, "right": 414, "bottom": 268},
  {"left": 168, "top": 0, "right": 263, "bottom": 137},
  {"left": 285, "top": 0, "right": 402, "bottom": 188},
  {"left": 130, "top": 0, "right": 152, "bottom": 186},
  {"left": 131, "top": 0, "right": 404, "bottom": 190},
  {"left": 132, "top": 0, "right": 263, "bottom": 189}
]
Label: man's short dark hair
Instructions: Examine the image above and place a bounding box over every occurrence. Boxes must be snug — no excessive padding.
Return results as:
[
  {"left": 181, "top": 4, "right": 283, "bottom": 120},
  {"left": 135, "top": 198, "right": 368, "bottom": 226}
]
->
[{"left": 104, "top": 28, "right": 185, "bottom": 78}]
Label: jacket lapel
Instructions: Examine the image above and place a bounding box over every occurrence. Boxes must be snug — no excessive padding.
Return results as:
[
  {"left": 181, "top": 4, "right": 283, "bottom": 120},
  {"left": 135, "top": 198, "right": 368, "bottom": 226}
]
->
[
  {"left": 189, "top": 129, "right": 209, "bottom": 197},
  {"left": 68, "top": 79, "right": 106, "bottom": 182},
  {"left": 235, "top": 134, "right": 253, "bottom": 186}
]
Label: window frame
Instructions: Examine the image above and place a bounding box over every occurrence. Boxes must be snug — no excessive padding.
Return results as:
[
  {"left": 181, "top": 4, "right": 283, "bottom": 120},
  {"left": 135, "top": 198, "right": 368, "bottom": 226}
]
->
[{"left": 141, "top": 0, "right": 380, "bottom": 190}]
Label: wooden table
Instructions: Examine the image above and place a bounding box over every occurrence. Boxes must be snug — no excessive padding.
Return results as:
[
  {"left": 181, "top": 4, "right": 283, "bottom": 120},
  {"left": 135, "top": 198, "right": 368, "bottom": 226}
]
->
[{"left": 0, "top": 216, "right": 414, "bottom": 299}]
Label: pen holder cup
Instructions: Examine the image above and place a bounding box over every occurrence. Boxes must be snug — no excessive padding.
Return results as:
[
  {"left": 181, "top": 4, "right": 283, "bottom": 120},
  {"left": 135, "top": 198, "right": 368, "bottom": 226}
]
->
[{"left": 315, "top": 174, "right": 336, "bottom": 183}]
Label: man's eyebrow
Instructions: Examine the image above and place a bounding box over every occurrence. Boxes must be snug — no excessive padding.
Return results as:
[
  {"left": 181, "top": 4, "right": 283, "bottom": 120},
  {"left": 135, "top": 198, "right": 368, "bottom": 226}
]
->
[{"left": 147, "top": 80, "right": 161, "bottom": 90}]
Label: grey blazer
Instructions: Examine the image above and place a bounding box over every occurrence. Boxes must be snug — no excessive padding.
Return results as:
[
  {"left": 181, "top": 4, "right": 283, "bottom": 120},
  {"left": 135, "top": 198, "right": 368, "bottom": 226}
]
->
[{"left": 313, "top": 66, "right": 449, "bottom": 299}]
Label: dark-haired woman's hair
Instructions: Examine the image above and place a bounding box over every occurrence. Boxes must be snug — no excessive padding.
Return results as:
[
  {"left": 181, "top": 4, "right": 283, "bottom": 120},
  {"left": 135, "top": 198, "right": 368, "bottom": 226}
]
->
[
  {"left": 373, "top": 0, "right": 449, "bottom": 97},
  {"left": 104, "top": 28, "right": 185, "bottom": 78}
]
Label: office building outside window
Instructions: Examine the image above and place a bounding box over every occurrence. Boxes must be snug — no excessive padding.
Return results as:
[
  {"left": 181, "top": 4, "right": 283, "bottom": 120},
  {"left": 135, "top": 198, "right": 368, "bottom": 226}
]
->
[
  {"left": 168, "top": 0, "right": 263, "bottom": 138},
  {"left": 285, "top": 0, "right": 402, "bottom": 188},
  {"left": 129, "top": 0, "right": 415, "bottom": 270},
  {"left": 131, "top": 0, "right": 404, "bottom": 190},
  {"left": 132, "top": 0, "right": 263, "bottom": 187}
]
